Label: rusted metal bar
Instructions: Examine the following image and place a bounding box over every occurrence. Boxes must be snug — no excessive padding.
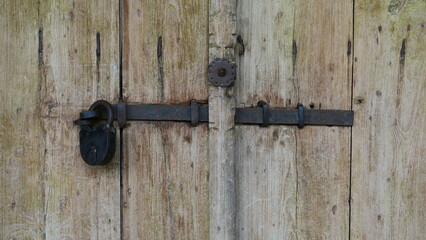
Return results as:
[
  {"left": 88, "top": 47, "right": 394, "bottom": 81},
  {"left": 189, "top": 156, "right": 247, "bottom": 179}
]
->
[
  {"left": 235, "top": 107, "right": 353, "bottom": 126},
  {"left": 93, "top": 102, "right": 354, "bottom": 128}
]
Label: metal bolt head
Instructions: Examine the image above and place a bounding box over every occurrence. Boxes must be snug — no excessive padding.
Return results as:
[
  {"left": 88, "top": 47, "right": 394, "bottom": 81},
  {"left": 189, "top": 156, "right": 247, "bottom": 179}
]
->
[
  {"left": 208, "top": 58, "right": 237, "bottom": 87},
  {"left": 218, "top": 68, "right": 227, "bottom": 77}
]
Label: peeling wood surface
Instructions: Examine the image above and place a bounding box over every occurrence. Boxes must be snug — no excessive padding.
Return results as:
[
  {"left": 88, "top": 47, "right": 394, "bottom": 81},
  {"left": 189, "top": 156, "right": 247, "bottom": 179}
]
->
[
  {"left": 1, "top": 0, "right": 120, "bottom": 239},
  {"left": 208, "top": 0, "right": 237, "bottom": 239},
  {"left": 352, "top": 1, "right": 426, "bottom": 239},
  {"left": 122, "top": 0, "right": 210, "bottom": 239},
  {"left": 236, "top": 0, "right": 352, "bottom": 239}
]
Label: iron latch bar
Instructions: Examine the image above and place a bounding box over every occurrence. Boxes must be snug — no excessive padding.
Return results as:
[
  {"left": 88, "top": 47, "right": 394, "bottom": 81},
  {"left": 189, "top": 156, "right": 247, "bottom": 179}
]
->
[
  {"left": 121, "top": 104, "right": 209, "bottom": 123},
  {"left": 74, "top": 57, "right": 354, "bottom": 166},
  {"left": 74, "top": 100, "right": 353, "bottom": 165},
  {"left": 89, "top": 101, "right": 353, "bottom": 128},
  {"left": 235, "top": 107, "right": 353, "bottom": 126}
]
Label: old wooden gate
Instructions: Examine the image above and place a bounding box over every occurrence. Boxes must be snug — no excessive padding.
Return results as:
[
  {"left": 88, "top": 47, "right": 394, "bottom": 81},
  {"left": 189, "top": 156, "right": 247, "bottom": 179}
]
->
[{"left": 1, "top": 0, "right": 425, "bottom": 239}]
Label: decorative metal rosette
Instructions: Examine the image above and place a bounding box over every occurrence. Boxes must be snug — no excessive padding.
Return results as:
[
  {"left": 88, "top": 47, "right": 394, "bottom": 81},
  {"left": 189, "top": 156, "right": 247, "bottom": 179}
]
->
[{"left": 208, "top": 58, "right": 237, "bottom": 87}]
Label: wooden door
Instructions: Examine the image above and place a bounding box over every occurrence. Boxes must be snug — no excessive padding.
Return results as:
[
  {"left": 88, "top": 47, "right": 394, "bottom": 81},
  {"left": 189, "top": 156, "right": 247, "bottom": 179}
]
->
[{"left": 1, "top": 1, "right": 425, "bottom": 240}]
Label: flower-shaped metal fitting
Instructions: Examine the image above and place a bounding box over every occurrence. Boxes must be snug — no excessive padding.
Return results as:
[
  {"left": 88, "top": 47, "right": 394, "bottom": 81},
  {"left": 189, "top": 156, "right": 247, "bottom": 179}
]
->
[{"left": 208, "top": 58, "right": 237, "bottom": 87}]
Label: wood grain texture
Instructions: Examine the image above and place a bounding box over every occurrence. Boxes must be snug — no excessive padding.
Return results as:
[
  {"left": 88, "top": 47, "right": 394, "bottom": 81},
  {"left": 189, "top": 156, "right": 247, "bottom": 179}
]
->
[
  {"left": 208, "top": 0, "right": 237, "bottom": 239},
  {"left": 122, "top": 0, "right": 209, "bottom": 239},
  {"left": 208, "top": 87, "right": 236, "bottom": 240},
  {"left": 236, "top": 0, "right": 352, "bottom": 239},
  {"left": 293, "top": 1, "right": 352, "bottom": 239},
  {"left": 1, "top": 1, "right": 120, "bottom": 239},
  {"left": 235, "top": 126, "right": 298, "bottom": 239},
  {"left": 0, "top": 1, "right": 45, "bottom": 239},
  {"left": 352, "top": 1, "right": 426, "bottom": 239},
  {"left": 40, "top": 1, "right": 120, "bottom": 239},
  {"left": 235, "top": 1, "right": 297, "bottom": 239}
]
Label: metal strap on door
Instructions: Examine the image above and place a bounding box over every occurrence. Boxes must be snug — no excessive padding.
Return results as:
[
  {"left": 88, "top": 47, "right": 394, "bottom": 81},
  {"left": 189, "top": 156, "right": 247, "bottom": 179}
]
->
[{"left": 74, "top": 58, "right": 354, "bottom": 165}]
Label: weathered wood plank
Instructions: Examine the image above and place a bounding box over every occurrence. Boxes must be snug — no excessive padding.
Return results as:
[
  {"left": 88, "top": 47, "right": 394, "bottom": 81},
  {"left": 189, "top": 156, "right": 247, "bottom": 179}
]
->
[
  {"left": 236, "top": 0, "right": 352, "bottom": 239},
  {"left": 122, "top": 0, "right": 209, "bottom": 239},
  {"left": 293, "top": 1, "right": 352, "bottom": 239},
  {"left": 352, "top": 1, "right": 426, "bottom": 239},
  {"left": 1, "top": 1, "right": 120, "bottom": 239},
  {"left": 235, "top": 126, "right": 298, "bottom": 239},
  {"left": 40, "top": 1, "right": 120, "bottom": 239},
  {"left": 235, "top": 1, "right": 297, "bottom": 239},
  {"left": 0, "top": 1, "right": 45, "bottom": 239},
  {"left": 208, "top": 0, "right": 238, "bottom": 239}
]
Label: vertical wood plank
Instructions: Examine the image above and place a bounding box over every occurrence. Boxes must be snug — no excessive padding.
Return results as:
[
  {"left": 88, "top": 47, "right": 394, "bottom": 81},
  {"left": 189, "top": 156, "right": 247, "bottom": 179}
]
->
[
  {"left": 0, "top": 1, "right": 44, "bottom": 239},
  {"left": 1, "top": 1, "right": 120, "bottom": 239},
  {"left": 294, "top": 1, "right": 352, "bottom": 239},
  {"left": 235, "top": 0, "right": 297, "bottom": 239},
  {"left": 236, "top": 0, "right": 353, "bottom": 239},
  {"left": 352, "top": 1, "right": 426, "bottom": 239},
  {"left": 208, "top": 0, "right": 237, "bottom": 239},
  {"left": 122, "top": 0, "right": 209, "bottom": 239},
  {"left": 41, "top": 0, "right": 120, "bottom": 239}
]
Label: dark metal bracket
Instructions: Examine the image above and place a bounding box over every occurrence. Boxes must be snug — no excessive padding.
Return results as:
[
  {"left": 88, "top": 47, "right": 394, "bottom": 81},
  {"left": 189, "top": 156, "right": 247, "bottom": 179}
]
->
[{"left": 75, "top": 100, "right": 354, "bottom": 129}]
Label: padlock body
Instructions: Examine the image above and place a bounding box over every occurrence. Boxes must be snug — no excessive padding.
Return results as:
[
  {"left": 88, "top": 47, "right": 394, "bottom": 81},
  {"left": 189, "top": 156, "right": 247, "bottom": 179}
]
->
[{"left": 79, "top": 124, "right": 116, "bottom": 165}]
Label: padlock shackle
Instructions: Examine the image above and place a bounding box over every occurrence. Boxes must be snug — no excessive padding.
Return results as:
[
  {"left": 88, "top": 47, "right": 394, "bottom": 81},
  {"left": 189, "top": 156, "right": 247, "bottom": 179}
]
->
[{"left": 89, "top": 100, "right": 114, "bottom": 127}]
